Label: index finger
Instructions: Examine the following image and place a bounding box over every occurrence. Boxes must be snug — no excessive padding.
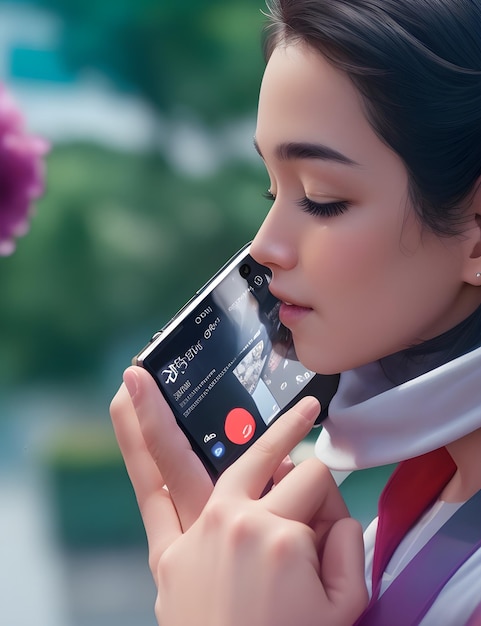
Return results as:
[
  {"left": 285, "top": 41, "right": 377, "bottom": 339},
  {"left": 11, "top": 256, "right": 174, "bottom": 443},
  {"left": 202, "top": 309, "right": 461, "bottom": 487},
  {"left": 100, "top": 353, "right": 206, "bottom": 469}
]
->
[{"left": 216, "top": 396, "right": 320, "bottom": 499}]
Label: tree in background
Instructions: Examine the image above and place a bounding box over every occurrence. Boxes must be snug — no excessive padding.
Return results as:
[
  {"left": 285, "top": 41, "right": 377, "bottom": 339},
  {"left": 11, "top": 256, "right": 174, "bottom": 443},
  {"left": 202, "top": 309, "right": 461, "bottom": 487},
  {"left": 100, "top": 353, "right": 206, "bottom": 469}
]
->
[
  {"left": 34, "top": 0, "right": 266, "bottom": 124},
  {"left": 0, "top": 1, "right": 269, "bottom": 388}
]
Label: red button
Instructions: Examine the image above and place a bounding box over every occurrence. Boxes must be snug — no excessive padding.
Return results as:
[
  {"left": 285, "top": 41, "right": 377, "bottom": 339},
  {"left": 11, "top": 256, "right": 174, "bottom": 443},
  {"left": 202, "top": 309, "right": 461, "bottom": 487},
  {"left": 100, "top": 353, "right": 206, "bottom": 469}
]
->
[{"left": 224, "top": 408, "right": 256, "bottom": 445}]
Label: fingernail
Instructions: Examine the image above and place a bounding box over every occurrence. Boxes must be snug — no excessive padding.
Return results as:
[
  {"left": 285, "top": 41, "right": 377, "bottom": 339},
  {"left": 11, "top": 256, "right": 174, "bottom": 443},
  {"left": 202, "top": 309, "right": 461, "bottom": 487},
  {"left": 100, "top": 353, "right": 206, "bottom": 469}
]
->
[
  {"left": 300, "top": 396, "right": 321, "bottom": 421},
  {"left": 123, "top": 368, "right": 138, "bottom": 399}
]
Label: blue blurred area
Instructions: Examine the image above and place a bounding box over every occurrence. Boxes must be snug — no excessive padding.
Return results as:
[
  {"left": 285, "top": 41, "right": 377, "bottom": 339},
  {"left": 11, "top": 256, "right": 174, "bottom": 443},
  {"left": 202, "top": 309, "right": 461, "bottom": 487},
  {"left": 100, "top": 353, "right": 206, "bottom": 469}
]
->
[
  {"left": 0, "top": 1, "right": 265, "bottom": 624},
  {"left": 0, "top": 383, "right": 156, "bottom": 625}
]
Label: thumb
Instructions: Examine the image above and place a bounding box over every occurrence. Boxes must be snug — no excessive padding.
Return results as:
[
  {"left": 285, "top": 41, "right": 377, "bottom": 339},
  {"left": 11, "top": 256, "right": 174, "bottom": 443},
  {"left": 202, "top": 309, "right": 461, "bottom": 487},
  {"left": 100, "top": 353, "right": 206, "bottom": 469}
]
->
[{"left": 123, "top": 366, "right": 213, "bottom": 529}]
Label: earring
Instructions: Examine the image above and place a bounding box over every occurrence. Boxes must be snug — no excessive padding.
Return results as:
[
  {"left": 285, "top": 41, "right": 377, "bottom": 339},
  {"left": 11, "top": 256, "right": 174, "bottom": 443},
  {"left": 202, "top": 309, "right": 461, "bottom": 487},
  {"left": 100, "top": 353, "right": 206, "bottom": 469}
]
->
[{"left": 477, "top": 273, "right": 481, "bottom": 279}]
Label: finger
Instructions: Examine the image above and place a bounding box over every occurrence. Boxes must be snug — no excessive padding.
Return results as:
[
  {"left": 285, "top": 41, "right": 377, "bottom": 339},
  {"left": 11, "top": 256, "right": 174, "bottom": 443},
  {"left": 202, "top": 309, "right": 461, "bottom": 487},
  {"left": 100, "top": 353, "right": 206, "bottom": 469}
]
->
[
  {"left": 123, "top": 366, "right": 213, "bottom": 530},
  {"left": 272, "top": 455, "right": 296, "bottom": 485},
  {"left": 110, "top": 383, "right": 182, "bottom": 560},
  {"left": 263, "top": 457, "right": 349, "bottom": 525},
  {"left": 320, "top": 518, "right": 369, "bottom": 621},
  {"left": 216, "top": 396, "right": 320, "bottom": 499}
]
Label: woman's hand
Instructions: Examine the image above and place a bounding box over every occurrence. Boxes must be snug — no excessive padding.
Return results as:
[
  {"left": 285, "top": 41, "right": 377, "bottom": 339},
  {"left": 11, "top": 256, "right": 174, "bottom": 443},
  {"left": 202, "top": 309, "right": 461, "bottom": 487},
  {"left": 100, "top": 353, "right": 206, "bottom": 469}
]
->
[{"left": 110, "top": 366, "right": 368, "bottom": 626}]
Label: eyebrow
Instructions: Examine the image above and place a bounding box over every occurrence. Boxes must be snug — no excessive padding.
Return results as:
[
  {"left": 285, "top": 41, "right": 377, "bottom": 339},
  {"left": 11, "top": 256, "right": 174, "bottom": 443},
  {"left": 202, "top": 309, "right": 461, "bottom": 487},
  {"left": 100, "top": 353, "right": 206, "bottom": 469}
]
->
[{"left": 253, "top": 137, "right": 359, "bottom": 167}]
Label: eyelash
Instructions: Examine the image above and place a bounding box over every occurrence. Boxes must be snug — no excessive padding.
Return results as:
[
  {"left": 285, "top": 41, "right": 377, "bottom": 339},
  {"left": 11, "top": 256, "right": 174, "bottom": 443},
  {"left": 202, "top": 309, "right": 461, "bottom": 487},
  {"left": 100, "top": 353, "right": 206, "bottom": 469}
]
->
[
  {"left": 263, "top": 190, "right": 350, "bottom": 218},
  {"left": 297, "top": 197, "right": 350, "bottom": 218}
]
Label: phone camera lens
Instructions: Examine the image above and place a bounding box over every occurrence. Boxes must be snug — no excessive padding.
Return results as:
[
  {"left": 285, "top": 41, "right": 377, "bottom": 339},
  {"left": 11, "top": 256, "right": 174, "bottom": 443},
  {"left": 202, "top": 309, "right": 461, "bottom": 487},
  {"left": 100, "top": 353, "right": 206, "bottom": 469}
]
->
[{"left": 239, "top": 263, "right": 251, "bottom": 279}]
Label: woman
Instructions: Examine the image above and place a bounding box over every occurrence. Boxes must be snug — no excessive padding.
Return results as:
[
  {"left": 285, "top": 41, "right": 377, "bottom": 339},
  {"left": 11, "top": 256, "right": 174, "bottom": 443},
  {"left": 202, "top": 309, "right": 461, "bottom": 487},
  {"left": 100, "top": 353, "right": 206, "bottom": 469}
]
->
[{"left": 110, "top": 1, "right": 481, "bottom": 624}]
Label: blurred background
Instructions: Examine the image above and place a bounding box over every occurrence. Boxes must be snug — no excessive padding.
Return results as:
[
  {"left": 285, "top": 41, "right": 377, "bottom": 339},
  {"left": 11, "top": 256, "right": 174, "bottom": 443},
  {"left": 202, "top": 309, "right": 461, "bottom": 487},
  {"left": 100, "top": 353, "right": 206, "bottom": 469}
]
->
[{"left": 0, "top": 0, "right": 269, "bottom": 624}]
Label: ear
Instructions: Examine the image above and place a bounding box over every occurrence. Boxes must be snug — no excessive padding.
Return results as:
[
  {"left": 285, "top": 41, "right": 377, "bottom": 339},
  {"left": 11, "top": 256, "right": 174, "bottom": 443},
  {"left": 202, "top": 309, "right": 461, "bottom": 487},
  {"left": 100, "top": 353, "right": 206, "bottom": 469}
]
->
[{"left": 461, "top": 178, "right": 481, "bottom": 285}]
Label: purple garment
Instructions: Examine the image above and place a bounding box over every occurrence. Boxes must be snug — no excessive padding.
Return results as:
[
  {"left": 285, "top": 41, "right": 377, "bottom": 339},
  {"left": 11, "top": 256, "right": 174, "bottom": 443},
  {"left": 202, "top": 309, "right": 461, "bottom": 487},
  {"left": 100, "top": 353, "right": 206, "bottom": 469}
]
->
[
  {"left": 355, "top": 489, "right": 481, "bottom": 625},
  {"left": 467, "top": 603, "right": 481, "bottom": 626}
]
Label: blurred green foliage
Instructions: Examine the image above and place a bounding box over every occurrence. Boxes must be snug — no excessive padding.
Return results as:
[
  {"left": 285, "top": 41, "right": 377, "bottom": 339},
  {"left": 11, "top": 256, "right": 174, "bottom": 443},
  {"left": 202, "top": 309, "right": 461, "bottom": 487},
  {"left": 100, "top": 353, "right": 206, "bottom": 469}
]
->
[
  {"left": 0, "top": 143, "right": 268, "bottom": 387},
  {"left": 0, "top": 0, "right": 272, "bottom": 560},
  {"left": 35, "top": 0, "right": 266, "bottom": 124},
  {"left": 1, "top": 0, "right": 271, "bottom": 400},
  {"left": 45, "top": 423, "right": 145, "bottom": 546}
]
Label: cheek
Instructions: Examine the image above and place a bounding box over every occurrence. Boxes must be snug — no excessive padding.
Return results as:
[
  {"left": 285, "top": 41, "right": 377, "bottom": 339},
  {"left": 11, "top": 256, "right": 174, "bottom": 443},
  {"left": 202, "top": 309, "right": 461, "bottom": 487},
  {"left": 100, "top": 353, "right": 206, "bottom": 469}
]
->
[
  {"left": 297, "top": 224, "right": 415, "bottom": 371},
  {"left": 304, "top": 221, "right": 395, "bottom": 298}
]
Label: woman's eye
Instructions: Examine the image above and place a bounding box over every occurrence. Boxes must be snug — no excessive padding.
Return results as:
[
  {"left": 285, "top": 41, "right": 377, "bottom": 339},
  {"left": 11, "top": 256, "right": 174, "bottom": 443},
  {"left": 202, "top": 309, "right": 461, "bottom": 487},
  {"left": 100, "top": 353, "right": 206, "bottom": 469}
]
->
[
  {"left": 262, "top": 189, "right": 276, "bottom": 201},
  {"left": 262, "top": 189, "right": 350, "bottom": 218},
  {"left": 297, "top": 196, "right": 350, "bottom": 218}
]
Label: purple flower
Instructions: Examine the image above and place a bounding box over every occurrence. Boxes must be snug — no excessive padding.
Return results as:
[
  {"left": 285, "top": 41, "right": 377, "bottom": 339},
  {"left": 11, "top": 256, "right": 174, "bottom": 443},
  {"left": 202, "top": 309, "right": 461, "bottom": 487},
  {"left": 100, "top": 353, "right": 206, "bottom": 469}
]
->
[{"left": 0, "top": 83, "right": 49, "bottom": 255}]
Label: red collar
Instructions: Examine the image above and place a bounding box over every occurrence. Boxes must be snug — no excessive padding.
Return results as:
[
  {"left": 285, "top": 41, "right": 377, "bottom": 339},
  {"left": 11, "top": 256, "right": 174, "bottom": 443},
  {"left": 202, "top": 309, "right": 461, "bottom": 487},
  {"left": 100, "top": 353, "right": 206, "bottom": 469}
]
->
[{"left": 371, "top": 447, "right": 456, "bottom": 597}]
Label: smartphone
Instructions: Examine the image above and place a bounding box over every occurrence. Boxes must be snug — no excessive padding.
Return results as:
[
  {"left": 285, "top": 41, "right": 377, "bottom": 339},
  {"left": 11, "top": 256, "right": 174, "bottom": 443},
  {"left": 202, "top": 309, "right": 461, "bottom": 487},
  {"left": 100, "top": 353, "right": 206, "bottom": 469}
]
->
[{"left": 133, "top": 243, "right": 339, "bottom": 480}]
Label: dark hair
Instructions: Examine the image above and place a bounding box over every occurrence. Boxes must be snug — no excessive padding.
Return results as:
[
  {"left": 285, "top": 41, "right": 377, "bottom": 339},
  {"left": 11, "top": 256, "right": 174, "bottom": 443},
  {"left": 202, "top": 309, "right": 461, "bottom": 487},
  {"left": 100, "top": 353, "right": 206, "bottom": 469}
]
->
[{"left": 263, "top": 0, "right": 481, "bottom": 237}]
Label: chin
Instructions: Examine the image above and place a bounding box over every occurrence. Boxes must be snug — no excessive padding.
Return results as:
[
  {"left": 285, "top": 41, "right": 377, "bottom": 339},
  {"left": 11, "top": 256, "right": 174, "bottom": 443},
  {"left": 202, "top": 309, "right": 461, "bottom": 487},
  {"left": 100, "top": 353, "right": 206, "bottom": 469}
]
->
[{"left": 293, "top": 341, "right": 342, "bottom": 376}]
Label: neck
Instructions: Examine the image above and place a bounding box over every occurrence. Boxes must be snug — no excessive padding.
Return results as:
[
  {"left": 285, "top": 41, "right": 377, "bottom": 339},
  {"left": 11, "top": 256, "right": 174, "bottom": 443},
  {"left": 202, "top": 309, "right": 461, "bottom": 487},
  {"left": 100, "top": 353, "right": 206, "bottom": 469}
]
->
[{"left": 442, "top": 427, "right": 481, "bottom": 502}]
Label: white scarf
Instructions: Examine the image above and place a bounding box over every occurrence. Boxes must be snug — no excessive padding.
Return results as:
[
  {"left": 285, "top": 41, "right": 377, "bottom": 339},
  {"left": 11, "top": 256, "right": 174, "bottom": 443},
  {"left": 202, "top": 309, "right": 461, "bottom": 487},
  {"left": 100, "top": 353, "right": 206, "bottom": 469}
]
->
[{"left": 315, "top": 345, "right": 481, "bottom": 471}]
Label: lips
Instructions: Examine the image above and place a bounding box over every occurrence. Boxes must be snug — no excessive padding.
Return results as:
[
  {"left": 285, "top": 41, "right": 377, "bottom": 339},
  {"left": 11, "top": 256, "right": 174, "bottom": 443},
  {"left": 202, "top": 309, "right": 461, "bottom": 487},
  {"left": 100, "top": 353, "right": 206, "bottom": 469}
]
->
[
  {"left": 270, "top": 287, "right": 311, "bottom": 312},
  {"left": 274, "top": 294, "right": 313, "bottom": 326}
]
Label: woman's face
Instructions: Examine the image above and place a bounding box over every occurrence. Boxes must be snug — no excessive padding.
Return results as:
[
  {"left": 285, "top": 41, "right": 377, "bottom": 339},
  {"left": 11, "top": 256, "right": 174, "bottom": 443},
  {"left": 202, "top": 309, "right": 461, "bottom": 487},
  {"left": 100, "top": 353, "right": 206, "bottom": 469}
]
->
[{"left": 251, "top": 43, "right": 481, "bottom": 374}]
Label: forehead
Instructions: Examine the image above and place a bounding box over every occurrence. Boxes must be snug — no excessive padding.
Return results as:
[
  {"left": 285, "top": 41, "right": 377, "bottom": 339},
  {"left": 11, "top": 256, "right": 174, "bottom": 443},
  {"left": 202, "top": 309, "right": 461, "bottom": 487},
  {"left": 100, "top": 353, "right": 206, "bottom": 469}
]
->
[
  {"left": 256, "top": 44, "right": 376, "bottom": 161},
  {"left": 255, "top": 43, "right": 408, "bottom": 186}
]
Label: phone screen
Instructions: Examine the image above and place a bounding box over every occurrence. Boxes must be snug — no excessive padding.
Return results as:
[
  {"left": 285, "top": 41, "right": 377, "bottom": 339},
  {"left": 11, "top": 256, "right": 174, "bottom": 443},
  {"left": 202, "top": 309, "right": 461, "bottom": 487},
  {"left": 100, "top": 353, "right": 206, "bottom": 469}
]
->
[{"left": 135, "top": 245, "right": 338, "bottom": 479}]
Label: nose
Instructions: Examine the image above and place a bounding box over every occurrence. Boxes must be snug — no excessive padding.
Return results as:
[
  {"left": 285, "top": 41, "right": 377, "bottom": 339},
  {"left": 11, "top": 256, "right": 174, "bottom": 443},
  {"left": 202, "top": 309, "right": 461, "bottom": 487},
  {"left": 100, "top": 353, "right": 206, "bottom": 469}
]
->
[{"left": 250, "top": 199, "right": 298, "bottom": 271}]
